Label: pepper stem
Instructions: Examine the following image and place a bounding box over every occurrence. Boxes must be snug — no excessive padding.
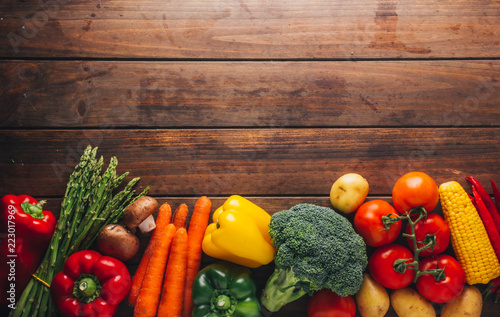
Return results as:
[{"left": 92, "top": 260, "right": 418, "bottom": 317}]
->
[
  {"left": 21, "top": 201, "right": 45, "bottom": 220},
  {"left": 73, "top": 274, "right": 101, "bottom": 303},
  {"left": 78, "top": 278, "right": 97, "bottom": 297},
  {"left": 210, "top": 290, "right": 236, "bottom": 315},
  {"left": 215, "top": 294, "right": 231, "bottom": 310}
]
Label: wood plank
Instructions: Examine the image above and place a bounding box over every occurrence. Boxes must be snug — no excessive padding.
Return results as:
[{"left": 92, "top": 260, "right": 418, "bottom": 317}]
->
[
  {"left": 1, "top": 128, "right": 499, "bottom": 197},
  {"left": 1, "top": 60, "right": 500, "bottom": 128},
  {"left": 0, "top": 0, "right": 499, "bottom": 58}
]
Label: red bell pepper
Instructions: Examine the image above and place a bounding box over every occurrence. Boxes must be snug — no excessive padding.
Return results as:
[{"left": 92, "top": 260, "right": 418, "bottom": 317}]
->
[
  {"left": 51, "top": 250, "right": 131, "bottom": 317},
  {"left": 0, "top": 194, "right": 56, "bottom": 309}
]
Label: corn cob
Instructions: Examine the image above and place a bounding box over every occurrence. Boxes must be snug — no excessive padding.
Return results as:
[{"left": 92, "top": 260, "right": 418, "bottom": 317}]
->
[{"left": 439, "top": 181, "right": 500, "bottom": 284}]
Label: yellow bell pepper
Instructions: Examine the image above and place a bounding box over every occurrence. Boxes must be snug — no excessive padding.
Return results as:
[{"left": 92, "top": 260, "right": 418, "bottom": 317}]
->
[{"left": 202, "top": 195, "right": 275, "bottom": 268}]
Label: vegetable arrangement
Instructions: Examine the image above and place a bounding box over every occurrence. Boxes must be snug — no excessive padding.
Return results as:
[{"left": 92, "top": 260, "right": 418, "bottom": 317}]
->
[
  {"left": 349, "top": 172, "right": 500, "bottom": 317},
  {"left": 0, "top": 195, "right": 56, "bottom": 310},
  {"left": 129, "top": 196, "right": 212, "bottom": 317},
  {"left": 128, "top": 202, "right": 172, "bottom": 307},
  {"left": 4, "top": 145, "right": 500, "bottom": 317},
  {"left": 261, "top": 203, "right": 367, "bottom": 311},
  {"left": 10, "top": 146, "right": 148, "bottom": 317},
  {"left": 355, "top": 172, "right": 500, "bottom": 316},
  {"left": 50, "top": 250, "right": 131, "bottom": 317},
  {"left": 363, "top": 172, "right": 464, "bottom": 301}
]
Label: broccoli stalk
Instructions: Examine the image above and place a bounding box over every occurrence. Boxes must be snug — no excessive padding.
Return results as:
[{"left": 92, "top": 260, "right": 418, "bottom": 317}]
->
[
  {"left": 261, "top": 267, "right": 309, "bottom": 312},
  {"left": 260, "top": 203, "right": 368, "bottom": 312}
]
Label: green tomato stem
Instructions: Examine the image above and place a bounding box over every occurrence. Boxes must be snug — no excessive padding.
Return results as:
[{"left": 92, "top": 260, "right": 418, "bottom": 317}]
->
[{"left": 387, "top": 206, "right": 446, "bottom": 284}]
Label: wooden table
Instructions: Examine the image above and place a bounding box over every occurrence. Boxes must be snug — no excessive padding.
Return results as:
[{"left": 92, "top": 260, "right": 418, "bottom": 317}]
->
[{"left": 1, "top": 0, "right": 500, "bottom": 316}]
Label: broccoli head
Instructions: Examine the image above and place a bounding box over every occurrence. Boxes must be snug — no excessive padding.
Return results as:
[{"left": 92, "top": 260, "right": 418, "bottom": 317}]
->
[{"left": 260, "top": 203, "right": 368, "bottom": 312}]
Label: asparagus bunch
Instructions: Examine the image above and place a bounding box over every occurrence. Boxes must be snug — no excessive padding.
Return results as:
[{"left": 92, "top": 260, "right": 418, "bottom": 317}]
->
[{"left": 12, "top": 145, "right": 149, "bottom": 317}]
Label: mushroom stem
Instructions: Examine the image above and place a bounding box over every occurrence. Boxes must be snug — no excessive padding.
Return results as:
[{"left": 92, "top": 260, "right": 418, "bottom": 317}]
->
[{"left": 138, "top": 214, "right": 156, "bottom": 233}]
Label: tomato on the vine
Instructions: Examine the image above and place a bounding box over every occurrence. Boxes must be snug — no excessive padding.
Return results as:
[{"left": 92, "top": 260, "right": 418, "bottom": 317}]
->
[
  {"left": 354, "top": 200, "right": 402, "bottom": 247},
  {"left": 307, "top": 289, "right": 355, "bottom": 317},
  {"left": 416, "top": 255, "right": 465, "bottom": 303},
  {"left": 392, "top": 171, "right": 439, "bottom": 214},
  {"left": 368, "top": 244, "right": 415, "bottom": 289},
  {"left": 405, "top": 213, "right": 450, "bottom": 257}
]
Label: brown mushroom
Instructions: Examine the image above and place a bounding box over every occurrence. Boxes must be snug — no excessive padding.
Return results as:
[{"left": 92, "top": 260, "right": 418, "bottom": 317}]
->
[
  {"left": 96, "top": 224, "right": 139, "bottom": 262},
  {"left": 122, "top": 196, "right": 158, "bottom": 233}
]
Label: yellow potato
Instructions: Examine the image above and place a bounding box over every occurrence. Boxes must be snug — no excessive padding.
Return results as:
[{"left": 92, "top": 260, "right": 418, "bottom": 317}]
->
[
  {"left": 329, "top": 173, "right": 369, "bottom": 214},
  {"left": 390, "top": 287, "right": 436, "bottom": 317},
  {"left": 441, "top": 286, "right": 482, "bottom": 317},
  {"left": 354, "top": 273, "right": 390, "bottom": 317}
]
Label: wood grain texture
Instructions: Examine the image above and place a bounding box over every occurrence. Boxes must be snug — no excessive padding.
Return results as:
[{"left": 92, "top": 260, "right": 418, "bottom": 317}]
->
[
  {"left": 0, "top": 0, "right": 499, "bottom": 58},
  {"left": 1, "top": 60, "right": 500, "bottom": 128},
  {"left": 1, "top": 128, "right": 499, "bottom": 197},
  {"left": 1, "top": 1, "right": 500, "bottom": 316}
]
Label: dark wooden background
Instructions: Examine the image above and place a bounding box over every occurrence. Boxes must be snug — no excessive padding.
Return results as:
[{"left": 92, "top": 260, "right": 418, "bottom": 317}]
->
[{"left": 1, "top": 0, "right": 500, "bottom": 316}]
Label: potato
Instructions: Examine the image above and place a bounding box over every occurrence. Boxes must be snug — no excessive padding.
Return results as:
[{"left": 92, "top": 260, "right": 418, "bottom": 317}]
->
[
  {"left": 390, "top": 287, "right": 436, "bottom": 317},
  {"left": 330, "top": 173, "right": 369, "bottom": 214},
  {"left": 441, "top": 286, "right": 482, "bottom": 317},
  {"left": 355, "top": 273, "right": 390, "bottom": 317}
]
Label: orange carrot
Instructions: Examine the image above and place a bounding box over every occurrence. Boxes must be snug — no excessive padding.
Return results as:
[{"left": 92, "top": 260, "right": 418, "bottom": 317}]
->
[
  {"left": 134, "top": 223, "right": 176, "bottom": 317},
  {"left": 182, "top": 196, "right": 212, "bottom": 317},
  {"left": 158, "top": 228, "right": 188, "bottom": 317},
  {"left": 172, "top": 203, "right": 189, "bottom": 229},
  {"left": 128, "top": 202, "right": 172, "bottom": 306}
]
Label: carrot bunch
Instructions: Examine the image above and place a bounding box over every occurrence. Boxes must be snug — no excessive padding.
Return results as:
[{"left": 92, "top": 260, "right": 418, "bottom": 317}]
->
[{"left": 129, "top": 196, "right": 212, "bottom": 317}]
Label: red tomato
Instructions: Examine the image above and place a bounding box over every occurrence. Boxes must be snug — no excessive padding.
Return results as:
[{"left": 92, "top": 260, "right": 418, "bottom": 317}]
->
[
  {"left": 307, "top": 289, "right": 355, "bottom": 317},
  {"left": 405, "top": 213, "right": 450, "bottom": 257},
  {"left": 354, "top": 200, "right": 402, "bottom": 247},
  {"left": 416, "top": 255, "right": 465, "bottom": 303},
  {"left": 368, "top": 244, "right": 415, "bottom": 289},
  {"left": 392, "top": 171, "right": 439, "bottom": 214}
]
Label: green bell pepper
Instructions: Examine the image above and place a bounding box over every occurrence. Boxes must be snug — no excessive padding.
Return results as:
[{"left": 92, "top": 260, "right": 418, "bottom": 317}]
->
[{"left": 192, "top": 262, "right": 261, "bottom": 317}]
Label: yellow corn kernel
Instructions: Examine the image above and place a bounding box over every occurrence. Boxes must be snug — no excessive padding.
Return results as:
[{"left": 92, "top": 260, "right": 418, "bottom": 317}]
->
[{"left": 439, "top": 181, "right": 500, "bottom": 284}]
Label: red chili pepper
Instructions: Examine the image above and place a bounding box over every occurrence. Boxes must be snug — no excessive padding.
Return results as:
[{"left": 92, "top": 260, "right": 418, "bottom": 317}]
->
[
  {"left": 472, "top": 186, "right": 500, "bottom": 260},
  {"left": 51, "top": 250, "right": 131, "bottom": 317},
  {"left": 466, "top": 176, "right": 500, "bottom": 234},
  {"left": 492, "top": 276, "right": 500, "bottom": 287},
  {"left": 491, "top": 179, "right": 500, "bottom": 214},
  {"left": 0, "top": 194, "right": 56, "bottom": 309},
  {"left": 484, "top": 276, "right": 500, "bottom": 303}
]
